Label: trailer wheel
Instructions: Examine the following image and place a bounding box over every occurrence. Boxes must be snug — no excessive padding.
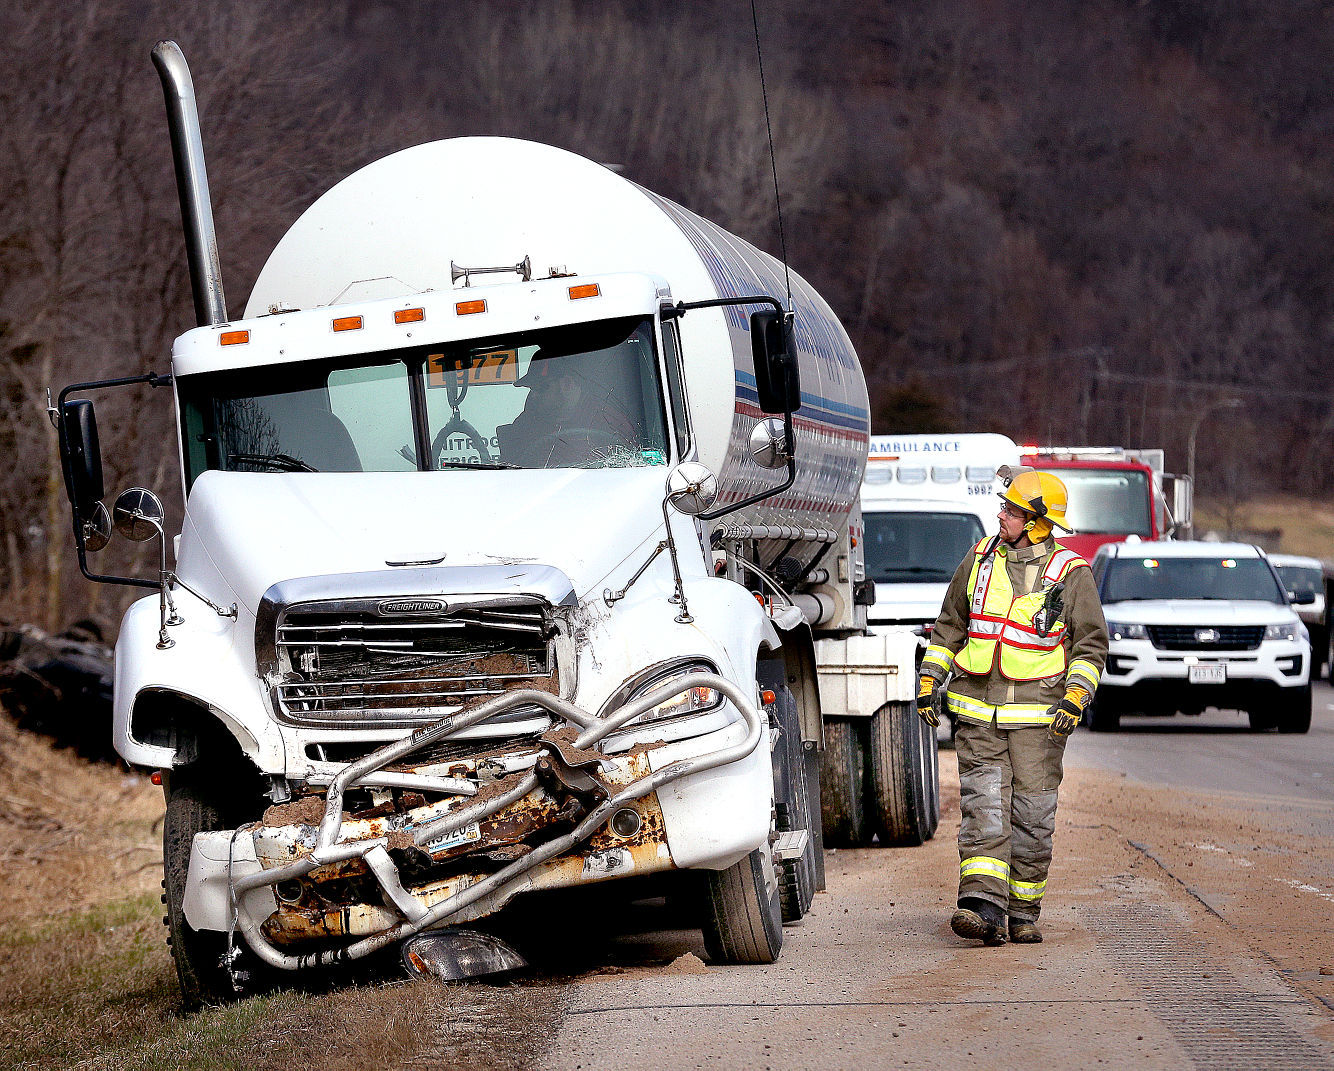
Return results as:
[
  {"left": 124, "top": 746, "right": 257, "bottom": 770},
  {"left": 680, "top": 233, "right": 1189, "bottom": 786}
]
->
[
  {"left": 1277, "top": 684, "right": 1312, "bottom": 734},
  {"left": 771, "top": 687, "right": 817, "bottom": 922},
  {"left": 701, "top": 845, "right": 783, "bottom": 965},
  {"left": 819, "top": 720, "right": 869, "bottom": 847},
  {"left": 163, "top": 775, "right": 266, "bottom": 1009},
  {"left": 868, "top": 700, "right": 939, "bottom": 847}
]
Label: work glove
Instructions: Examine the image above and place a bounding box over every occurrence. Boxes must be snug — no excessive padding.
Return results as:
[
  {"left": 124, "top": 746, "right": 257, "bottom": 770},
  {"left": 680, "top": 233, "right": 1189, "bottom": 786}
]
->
[
  {"left": 1047, "top": 684, "right": 1091, "bottom": 741},
  {"left": 917, "top": 674, "right": 942, "bottom": 728}
]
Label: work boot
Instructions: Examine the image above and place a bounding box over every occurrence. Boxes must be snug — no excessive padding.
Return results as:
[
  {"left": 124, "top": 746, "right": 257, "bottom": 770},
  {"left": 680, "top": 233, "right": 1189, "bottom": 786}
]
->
[
  {"left": 950, "top": 897, "right": 1007, "bottom": 946},
  {"left": 1009, "top": 919, "right": 1042, "bottom": 943}
]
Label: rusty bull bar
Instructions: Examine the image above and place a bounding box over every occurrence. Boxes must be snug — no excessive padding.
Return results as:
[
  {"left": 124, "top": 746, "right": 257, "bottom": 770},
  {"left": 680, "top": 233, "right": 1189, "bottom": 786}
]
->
[{"left": 223, "top": 672, "right": 765, "bottom": 970}]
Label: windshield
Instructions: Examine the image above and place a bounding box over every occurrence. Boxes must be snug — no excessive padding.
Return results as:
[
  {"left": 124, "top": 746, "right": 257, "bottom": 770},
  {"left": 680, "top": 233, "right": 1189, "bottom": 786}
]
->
[
  {"left": 864, "top": 511, "right": 985, "bottom": 583},
  {"left": 1275, "top": 564, "right": 1322, "bottom": 598},
  {"left": 1058, "top": 468, "right": 1151, "bottom": 536},
  {"left": 1103, "top": 555, "right": 1285, "bottom": 604},
  {"left": 178, "top": 316, "right": 669, "bottom": 485}
]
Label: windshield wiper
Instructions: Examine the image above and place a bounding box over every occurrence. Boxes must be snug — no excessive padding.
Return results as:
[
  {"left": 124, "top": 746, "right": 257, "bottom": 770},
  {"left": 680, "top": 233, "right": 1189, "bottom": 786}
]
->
[
  {"left": 228, "top": 452, "right": 317, "bottom": 473},
  {"left": 436, "top": 460, "right": 521, "bottom": 470}
]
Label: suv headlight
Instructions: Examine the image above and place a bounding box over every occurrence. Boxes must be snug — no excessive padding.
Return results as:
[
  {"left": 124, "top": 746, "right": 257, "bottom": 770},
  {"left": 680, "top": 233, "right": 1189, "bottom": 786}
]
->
[
  {"left": 622, "top": 661, "right": 724, "bottom": 725},
  {"left": 1107, "top": 622, "right": 1147, "bottom": 641},
  {"left": 1264, "top": 622, "right": 1303, "bottom": 641}
]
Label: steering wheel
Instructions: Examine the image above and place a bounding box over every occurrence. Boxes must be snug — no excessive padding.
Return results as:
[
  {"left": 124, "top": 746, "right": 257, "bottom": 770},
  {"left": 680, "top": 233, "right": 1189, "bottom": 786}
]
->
[{"left": 526, "top": 426, "right": 624, "bottom": 466}]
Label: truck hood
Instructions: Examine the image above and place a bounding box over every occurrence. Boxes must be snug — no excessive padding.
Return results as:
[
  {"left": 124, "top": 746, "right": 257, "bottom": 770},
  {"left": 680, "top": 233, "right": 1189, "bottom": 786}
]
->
[
  {"left": 1101, "top": 600, "right": 1300, "bottom": 627},
  {"left": 176, "top": 468, "right": 673, "bottom": 614}
]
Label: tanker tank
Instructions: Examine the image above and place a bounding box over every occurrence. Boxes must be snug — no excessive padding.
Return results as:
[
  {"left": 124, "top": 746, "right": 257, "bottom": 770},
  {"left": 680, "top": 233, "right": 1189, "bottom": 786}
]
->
[{"left": 245, "top": 137, "right": 870, "bottom": 576}]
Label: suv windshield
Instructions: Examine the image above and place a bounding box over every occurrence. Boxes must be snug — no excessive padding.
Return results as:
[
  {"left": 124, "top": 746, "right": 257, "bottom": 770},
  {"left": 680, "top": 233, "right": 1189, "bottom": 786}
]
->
[
  {"left": 1059, "top": 469, "right": 1152, "bottom": 536},
  {"left": 864, "top": 511, "right": 985, "bottom": 583},
  {"left": 1102, "top": 555, "right": 1285, "bottom": 604},
  {"left": 177, "top": 316, "right": 669, "bottom": 486}
]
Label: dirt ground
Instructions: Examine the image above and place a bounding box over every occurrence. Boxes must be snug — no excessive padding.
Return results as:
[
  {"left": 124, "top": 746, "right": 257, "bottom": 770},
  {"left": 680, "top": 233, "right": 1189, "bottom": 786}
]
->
[{"left": 4, "top": 712, "right": 1333, "bottom": 1069}]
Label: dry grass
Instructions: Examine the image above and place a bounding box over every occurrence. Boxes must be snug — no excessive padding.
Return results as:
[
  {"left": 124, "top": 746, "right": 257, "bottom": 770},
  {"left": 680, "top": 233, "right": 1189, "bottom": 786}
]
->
[
  {"left": 0, "top": 712, "right": 566, "bottom": 1070},
  {"left": 1194, "top": 495, "right": 1334, "bottom": 561}
]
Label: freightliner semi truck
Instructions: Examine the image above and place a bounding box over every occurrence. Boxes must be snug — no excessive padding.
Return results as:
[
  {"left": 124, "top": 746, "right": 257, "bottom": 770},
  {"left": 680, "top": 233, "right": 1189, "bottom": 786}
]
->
[{"left": 53, "top": 44, "right": 881, "bottom": 1005}]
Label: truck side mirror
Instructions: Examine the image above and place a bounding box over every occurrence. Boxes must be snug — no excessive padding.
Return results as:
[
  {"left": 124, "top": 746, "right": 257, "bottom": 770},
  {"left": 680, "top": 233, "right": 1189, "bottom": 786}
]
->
[
  {"left": 58, "top": 399, "right": 105, "bottom": 518},
  {"left": 750, "top": 310, "right": 800, "bottom": 414},
  {"left": 1291, "top": 590, "right": 1316, "bottom": 606}
]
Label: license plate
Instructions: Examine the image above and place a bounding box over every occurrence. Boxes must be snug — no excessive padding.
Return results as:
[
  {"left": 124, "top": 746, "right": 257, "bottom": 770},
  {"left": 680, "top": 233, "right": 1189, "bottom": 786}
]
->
[{"left": 1189, "top": 663, "right": 1226, "bottom": 684}]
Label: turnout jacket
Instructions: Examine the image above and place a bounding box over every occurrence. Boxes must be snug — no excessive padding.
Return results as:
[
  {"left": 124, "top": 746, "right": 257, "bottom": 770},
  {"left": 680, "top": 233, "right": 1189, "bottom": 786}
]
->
[{"left": 920, "top": 536, "right": 1109, "bottom": 729}]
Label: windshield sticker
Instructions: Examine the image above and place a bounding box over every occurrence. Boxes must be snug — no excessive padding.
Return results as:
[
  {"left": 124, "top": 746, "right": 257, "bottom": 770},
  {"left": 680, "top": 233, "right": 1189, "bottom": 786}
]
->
[{"left": 427, "top": 349, "right": 518, "bottom": 388}]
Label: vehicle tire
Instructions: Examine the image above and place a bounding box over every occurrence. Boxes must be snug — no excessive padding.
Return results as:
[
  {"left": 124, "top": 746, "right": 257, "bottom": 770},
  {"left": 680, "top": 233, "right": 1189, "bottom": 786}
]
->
[
  {"left": 1087, "top": 695, "right": 1121, "bottom": 732},
  {"left": 164, "top": 774, "right": 268, "bottom": 1008},
  {"left": 868, "top": 700, "right": 939, "bottom": 847},
  {"left": 701, "top": 846, "right": 783, "bottom": 964},
  {"left": 1278, "top": 684, "right": 1312, "bottom": 734},
  {"left": 819, "top": 720, "right": 869, "bottom": 848},
  {"left": 1247, "top": 708, "right": 1278, "bottom": 732},
  {"left": 770, "top": 687, "right": 817, "bottom": 923}
]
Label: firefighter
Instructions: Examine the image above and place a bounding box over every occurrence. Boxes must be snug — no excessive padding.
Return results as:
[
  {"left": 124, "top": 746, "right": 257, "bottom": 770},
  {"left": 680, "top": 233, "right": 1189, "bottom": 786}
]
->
[{"left": 916, "top": 468, "right": 1108, "bottom": 945}]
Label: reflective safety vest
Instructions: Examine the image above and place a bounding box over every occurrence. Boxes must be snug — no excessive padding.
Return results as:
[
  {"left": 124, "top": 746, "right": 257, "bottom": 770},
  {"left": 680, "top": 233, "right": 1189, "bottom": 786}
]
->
[{"left": 953, "top": 537, "right": 1088, "bottom": 681}]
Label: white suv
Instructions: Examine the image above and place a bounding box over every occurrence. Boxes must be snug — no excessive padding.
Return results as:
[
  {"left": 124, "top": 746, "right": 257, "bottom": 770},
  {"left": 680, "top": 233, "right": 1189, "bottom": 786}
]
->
[{"left": 1089, "top": 541, "right": 1311, "bottom": 733}]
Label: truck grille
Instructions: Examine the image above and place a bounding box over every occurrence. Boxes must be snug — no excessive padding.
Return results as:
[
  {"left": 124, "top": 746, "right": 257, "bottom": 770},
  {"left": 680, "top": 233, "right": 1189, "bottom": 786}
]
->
[
  {"left": 274, "top": 602, "right": 559, "bottom": 728},
  {"left": 1146, "top": 625, "right": 1265, "bottom": 651}
]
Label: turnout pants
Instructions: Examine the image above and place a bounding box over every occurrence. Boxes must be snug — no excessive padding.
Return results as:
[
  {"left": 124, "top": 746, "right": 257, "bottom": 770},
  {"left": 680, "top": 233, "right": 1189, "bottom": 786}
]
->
[{"left": 955, "top": 720, "right": 1067, "bottom": 922}]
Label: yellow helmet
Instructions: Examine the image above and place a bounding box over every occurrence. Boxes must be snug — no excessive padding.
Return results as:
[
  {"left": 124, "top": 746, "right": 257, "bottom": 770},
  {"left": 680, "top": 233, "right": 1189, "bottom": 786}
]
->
[{"left": 999, "top": 469, "right": 1071, "bottom": 538}]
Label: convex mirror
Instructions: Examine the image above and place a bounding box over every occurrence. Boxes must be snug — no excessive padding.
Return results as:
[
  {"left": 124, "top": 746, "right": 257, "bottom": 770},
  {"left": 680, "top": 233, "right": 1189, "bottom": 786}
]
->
[
  {"left": 665, "top": 462, "right": 719, "bottom": 516},
  {"left": 112, "top": 487, "right": 166, "bottom": 542},
  {"left": 748, "top": 418, "right": 790, "bottom": 470}
]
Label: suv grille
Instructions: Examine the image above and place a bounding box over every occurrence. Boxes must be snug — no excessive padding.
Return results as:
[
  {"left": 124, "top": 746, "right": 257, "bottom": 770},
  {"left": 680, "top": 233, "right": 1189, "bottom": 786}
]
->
[
  {"left": 1146, "top": 625, "right": 1265, "bottom": 651},
  {"left": 274, "top": 602, "right": 558, "bottom": 728}
]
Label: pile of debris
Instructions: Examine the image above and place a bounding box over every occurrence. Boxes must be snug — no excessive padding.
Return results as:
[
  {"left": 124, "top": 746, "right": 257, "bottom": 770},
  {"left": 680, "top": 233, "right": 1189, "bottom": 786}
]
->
[{"left": 0, "top": 620, "right": 116, "bottom": 761}]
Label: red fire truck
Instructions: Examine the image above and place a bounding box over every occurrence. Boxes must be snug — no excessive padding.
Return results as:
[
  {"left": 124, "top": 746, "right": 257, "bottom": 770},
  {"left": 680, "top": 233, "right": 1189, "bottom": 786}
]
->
[{"left": 1019, "top": 446, "right": 1192, "bottom": 559}]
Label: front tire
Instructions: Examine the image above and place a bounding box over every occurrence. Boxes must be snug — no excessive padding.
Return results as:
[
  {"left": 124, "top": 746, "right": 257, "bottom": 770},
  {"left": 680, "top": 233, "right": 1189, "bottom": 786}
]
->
[
  {"left": 163, "top": 772, "right": 270, "bottom": 1008},
  {"left": 701, "top": 846, "right": 783, "bottom": 964},
  {"left": 1277, "top": 684, "right": 1312, "bottom": 734},
  {"left": 868, "top": 700, "right": 939, "bottom": 847}
]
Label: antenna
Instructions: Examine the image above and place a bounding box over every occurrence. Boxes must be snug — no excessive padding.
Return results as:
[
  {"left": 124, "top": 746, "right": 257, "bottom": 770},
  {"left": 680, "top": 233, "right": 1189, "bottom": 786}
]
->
[{"left": 750, "top": 0, "right": 793, "bottom": 311}]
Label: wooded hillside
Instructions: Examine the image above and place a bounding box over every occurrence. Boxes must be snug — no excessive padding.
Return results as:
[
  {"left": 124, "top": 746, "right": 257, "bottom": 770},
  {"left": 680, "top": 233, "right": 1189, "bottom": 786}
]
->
[{"left": 4, "top": 0, "right": 1332, "bottom": 630}]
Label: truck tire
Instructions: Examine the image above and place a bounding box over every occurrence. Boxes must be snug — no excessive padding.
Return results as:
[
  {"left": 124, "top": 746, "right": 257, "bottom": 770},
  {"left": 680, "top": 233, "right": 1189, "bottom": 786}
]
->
[
  {"left": 819, "top": 720, "right": 869, "bottom": 848},
  {"left": 701, "top": 846, "right": 783, "bottom": 964},
  {"left": 164, "top": 776, "right": 268, "bottom": 1008},
  {"left": 771, "top": 687, "right": 817, "bottom": 923},
  {"left": 1278, "top": 684, "right": 1312, "bottom": 734},
  {"left": 868, "top": 700, "right": 939, "bottom": 847}
]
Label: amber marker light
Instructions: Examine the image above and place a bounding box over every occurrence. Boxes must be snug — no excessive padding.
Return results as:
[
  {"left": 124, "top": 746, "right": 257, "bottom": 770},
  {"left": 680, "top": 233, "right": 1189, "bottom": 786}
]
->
[
  {"left": 395, "top": 307, "right": 425, "bottom": 324},
  {"left": 568, "top": 283, "right": 600, "bottom": 300},
  {"left": 455, "top": 299, "right": 487, "bottom": 316},
  {"left": 332, "top": 316, "right": 363, "bottom": 332},
  {"left": 219, "top": 330, "right": 250, "bottom": 346}
]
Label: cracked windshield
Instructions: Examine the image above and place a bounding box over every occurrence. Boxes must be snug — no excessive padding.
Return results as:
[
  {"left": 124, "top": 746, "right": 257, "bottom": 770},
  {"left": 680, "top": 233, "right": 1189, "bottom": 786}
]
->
[{"left": 178, "top": 315, "right": 669, "bottom": 484}]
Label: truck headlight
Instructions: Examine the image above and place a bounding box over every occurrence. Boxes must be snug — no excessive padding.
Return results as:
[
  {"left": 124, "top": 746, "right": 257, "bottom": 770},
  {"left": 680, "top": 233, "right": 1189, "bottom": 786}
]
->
[
  {"left": 1107, "top": 622, "right": 1147, "bottom": 641},
  {"left": 621, "top": 661, "right": 724, "bottom": 725},
  {"left": 1264, "top": 622, "right": 1303, "bottom": 641}
]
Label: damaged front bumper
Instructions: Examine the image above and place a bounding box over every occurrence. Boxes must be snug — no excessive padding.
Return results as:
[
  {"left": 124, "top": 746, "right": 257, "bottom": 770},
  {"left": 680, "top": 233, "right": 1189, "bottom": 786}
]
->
[{"left": 182, "top": 672, "right": 764, "bottom": 971}]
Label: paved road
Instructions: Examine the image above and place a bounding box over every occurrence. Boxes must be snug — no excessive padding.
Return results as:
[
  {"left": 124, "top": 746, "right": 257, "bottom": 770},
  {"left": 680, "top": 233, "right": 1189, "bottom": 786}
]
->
[
  {"left": 1070, "top": 680, "right": 1334, "bottom": 803},
  {"left": 535, "top": 690, "right": 1334, "bottom": 1070}
]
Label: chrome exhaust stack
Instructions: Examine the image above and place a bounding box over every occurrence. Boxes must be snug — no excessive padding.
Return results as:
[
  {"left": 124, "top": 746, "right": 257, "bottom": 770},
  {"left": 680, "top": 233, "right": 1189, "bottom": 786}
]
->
[{"left": 151, "top": 40, "right": 228, "bottom": 327}]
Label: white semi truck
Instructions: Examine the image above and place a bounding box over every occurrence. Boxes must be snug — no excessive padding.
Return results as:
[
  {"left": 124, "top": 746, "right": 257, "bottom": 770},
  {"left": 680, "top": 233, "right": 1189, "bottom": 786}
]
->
[{"left": 53, "top": 44, "right": 877, "bottom": 1005}]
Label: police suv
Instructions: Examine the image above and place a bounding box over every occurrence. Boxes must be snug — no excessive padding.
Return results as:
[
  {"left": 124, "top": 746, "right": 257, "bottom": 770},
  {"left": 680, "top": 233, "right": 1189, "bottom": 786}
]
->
[{"left": 1089, "top": 541, "right": 1311, "bottom": 732}]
